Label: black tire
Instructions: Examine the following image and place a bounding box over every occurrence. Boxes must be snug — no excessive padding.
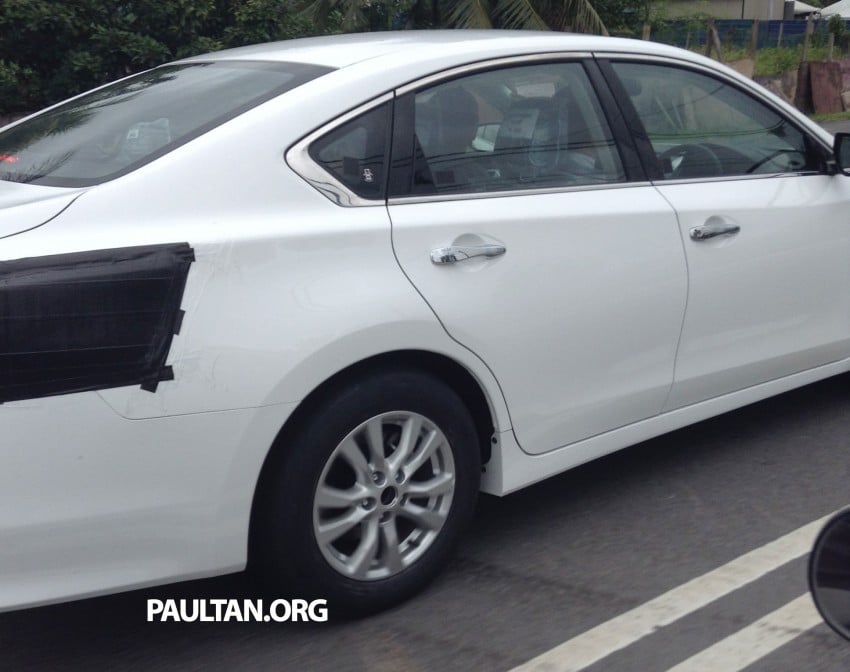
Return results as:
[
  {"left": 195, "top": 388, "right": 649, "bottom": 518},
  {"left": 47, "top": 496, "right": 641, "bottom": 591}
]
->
[{"left": 252, "top": 369, "right": 480, "bottom": 615}]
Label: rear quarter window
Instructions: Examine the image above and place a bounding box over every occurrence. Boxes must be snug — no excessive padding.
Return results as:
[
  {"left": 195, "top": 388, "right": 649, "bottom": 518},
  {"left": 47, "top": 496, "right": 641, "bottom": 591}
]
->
[{"left": 308, "top": 102, "right": 391, "bottom": 200}]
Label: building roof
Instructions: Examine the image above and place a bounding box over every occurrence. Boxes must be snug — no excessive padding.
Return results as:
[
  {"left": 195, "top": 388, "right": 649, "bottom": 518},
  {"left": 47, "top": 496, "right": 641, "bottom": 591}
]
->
[
  {"left": 822, "top": 0, "right": 850, "bottom": 16},
  {"left": 794, "top": 0, "right": 821, "bottom": 14}
]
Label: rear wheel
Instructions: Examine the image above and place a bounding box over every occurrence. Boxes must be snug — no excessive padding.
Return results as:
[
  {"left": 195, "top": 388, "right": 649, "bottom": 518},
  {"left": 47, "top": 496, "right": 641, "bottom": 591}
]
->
[{"left": 253, "top": 370, "right": 480, "bottom": 614}]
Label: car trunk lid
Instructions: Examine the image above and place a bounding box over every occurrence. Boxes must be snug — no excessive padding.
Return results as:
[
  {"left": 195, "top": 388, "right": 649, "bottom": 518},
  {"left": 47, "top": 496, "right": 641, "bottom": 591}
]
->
[{"left": 0, "top": 181, "right": 84, "bottom": 239}]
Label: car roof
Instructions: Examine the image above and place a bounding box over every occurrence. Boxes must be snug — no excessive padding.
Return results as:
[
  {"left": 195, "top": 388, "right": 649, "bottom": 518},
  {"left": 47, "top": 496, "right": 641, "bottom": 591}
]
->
[
  {"left": 172, "top": 30, "right": 829, "bottom": 147},
  {"left": 178, "top": 30, "right": 703, "bottom": 70}
]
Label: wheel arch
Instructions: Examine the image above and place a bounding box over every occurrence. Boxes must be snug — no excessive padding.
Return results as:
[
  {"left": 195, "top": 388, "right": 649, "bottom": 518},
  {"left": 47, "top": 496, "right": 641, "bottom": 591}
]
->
[{"left": 247, "top": 349, "right": 497, "bottom": 564}]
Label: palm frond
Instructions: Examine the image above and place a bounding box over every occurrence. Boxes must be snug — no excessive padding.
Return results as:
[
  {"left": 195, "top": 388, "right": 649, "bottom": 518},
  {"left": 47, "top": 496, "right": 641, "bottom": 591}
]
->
[
  {"left": 559, "top": 0, "right": 607, "bottom": 34},
  {"left": 495, "top": 0, "right": 549, "bottom": 30},
  {"left": 446, "top": 0, "right": 494, "bottom": 29},
  {"left": 299, "top": 0, "right": 335, "bottom": 27},
  {"left": 297, "top": 0, "right": 369, "bottom": 31},
  {"left": 340, "top": 0, "right": 368, "bottom": 31}
]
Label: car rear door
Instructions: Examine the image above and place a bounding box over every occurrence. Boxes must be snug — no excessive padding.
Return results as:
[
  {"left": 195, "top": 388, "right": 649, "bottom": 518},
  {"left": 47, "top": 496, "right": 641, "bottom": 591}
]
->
[
  {"left": 387, "top": 57, "right": 688, "bottom": 455},
  {"left": 601, "top": 58, "right": 850, "bottom": 410}
]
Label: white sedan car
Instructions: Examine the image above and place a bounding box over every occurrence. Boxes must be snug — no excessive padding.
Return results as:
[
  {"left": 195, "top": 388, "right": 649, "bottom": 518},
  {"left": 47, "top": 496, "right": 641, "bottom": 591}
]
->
[{"left": 3, "top": 30, "right": 850, "bottom": 614}]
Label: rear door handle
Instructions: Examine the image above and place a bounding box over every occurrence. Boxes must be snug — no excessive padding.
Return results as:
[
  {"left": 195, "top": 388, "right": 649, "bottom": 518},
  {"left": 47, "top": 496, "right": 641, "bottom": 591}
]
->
[
  {"left": 690, "top": 222, "right": 741, "bottom": 241},
  {"left": 430, "top": 244, "right": 506, "bottom": 264}
]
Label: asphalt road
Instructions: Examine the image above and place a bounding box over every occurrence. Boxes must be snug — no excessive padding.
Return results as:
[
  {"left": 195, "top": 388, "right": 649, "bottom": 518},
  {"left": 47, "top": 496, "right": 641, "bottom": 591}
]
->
[
  {"left": 3, "top": 372, "right": 850, "bottom": 671},
  {"left": 821, "top": 120, "right": 850, "bottom": 134}
]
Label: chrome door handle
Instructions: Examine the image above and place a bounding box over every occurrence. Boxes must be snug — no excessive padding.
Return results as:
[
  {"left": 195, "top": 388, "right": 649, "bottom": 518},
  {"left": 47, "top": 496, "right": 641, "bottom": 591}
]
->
[
  {"left": 430, "top": 244, "right": 506, "bottom": 264},
  {"left": 690, "top": 222, "right": 741, "bottom": 241}
]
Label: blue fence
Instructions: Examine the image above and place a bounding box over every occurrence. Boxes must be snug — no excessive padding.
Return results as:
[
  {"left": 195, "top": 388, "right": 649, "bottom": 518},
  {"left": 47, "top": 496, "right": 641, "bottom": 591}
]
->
[{"left": 637, "top": 18, "right": 850, "bottom": 50}]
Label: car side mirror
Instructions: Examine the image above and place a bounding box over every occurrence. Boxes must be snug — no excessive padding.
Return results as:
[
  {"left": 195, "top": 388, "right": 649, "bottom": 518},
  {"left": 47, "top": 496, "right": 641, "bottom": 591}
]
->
[
  {"left": 833, "top": 133, "right": 850, "bottom": 175},
  {"left": 809, "top": 508, "right": 850, "bottom": 639}
]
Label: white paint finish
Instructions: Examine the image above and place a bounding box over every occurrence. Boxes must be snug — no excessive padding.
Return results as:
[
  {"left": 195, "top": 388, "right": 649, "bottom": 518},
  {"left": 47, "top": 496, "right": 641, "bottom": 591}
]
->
[
  {"left": 390, "top": 187, "right": 686, "bottom": 454},
  {"left": 660, "top": 174, "right": 850, "bottom": 410},
  {"left": 0, "top": 182, "right": 83, "bottom": 238},
  {"left": 664, "top": 594, "right": 823, "bottom": 672},
  {"left": 509, "top": 514, "right": 833, "bottom": 672},
  {"left": 0, "top": 100, "right": 511, "bottom": 428},
  {"left": 488, "top": 356, "right": 850, "bottom": 495},
  {"left": 0, "top": 393, "right": 294, "bottom": 611}
]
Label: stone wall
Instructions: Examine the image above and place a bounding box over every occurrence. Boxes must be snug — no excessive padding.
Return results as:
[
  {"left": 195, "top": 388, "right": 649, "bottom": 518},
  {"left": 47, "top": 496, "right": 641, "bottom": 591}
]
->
[
  {"left": 750, "top": 58, "right": 850, "bottom": 113},
  {"left": 754, "top": 70, "right": 799, "bottom": 104},
  {"left": 839, "top": 59, "right": 850, "bottom": 111}
]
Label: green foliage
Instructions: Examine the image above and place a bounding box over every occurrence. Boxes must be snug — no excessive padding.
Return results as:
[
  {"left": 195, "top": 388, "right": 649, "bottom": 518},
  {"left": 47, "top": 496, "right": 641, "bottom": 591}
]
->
[
  {"left": 757, "top": 46, "right": 803, "bottom": 76},
  {"left": 706, "top": 44, "right": 847, "bottom": 77},
  {"left": 766, "top": 45, "right": 843, "bottom": 75},
  {"left": 810, "top": 109, "right": 850, "bottom": 122},
  {"left": 300, "top": 0, "right": 418, "bottom": 32},
  {"left": 826, "top": 14, "right": 850, "bottom": 50},
  {"left": 29, "top": 0, "right": 850, "bottom": 120},
  {"left": 0, "top": 0, "right": 614, "bottom": 116},
  {"left": 0, "top": 60, "right": 35, "bottom": 109},
  {"left": 224, "top": 0, "right": 320, "bottom": 45},
  {"left": 600, "top": 0, "right": 679, "bottom": 35},
  {"left": 0, "top": 0, "right": 336, "bottom": 115},
  {"left": 443, "top": 0, "right": 606, "bottom": 33},
  {"left": 828, "top": 14, "right": 846, "bottom": 38}
]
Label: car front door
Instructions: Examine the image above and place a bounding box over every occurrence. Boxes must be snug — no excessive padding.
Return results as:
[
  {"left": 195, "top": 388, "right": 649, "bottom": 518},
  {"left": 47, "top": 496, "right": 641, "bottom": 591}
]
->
[
  {"left": 388, "top": 58, "right": 688, "bottom": 455},
  {"left": 603, "top": 59, "right": 850, "bottom": 410}
]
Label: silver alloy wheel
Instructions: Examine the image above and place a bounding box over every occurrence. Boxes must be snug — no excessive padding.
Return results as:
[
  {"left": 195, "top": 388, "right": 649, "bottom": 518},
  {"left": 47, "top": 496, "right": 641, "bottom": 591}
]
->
[{"left": 312, "top": 411, "right": 456, "bottom": 581}]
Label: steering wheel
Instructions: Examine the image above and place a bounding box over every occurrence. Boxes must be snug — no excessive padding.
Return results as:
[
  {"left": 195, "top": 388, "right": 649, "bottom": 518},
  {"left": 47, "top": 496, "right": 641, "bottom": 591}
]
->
[
  {"left": 659, "top": 143, "right": 723, "bottom": 179},
  {"left": 745, "top": 148, "right": 806, "bottom": 174}
]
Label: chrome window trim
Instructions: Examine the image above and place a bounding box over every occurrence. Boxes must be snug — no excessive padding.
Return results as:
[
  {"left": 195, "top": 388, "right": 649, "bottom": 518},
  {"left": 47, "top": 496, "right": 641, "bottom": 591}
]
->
[
  {"left": 392, "top": 52, "right": 637, "bottom": 203},
  {"left": 286, "top": 92, "right": 393, "bottom": 208},
  {"left": 387, "top": 180, "right": 652, "bottom": 206},
  {"left": 653, "top": 171, "right": 821, "bottom": 187},
  {"left": 291, "top": 51, "right": 820, "bottom": 207},
  {"left": 289, "top": 54, "right": 614, "bottom": 207},
  {"left": 592, "top": 51, "right": 835, "bottom": 167},
  {"left": 394, "top": 52, "right": 593, "bottom": 96}
]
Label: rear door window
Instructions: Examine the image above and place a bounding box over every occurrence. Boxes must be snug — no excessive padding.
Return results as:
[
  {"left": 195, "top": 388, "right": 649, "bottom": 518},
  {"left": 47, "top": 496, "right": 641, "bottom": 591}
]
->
[{"left": 392, "top": 61, "right": 626, "bottom": 197}]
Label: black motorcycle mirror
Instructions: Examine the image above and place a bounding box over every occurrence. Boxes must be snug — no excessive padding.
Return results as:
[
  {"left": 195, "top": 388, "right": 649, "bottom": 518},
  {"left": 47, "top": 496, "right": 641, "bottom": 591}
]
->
[{"left": 809, "top": 508, "right": 850, "bottom": 640}]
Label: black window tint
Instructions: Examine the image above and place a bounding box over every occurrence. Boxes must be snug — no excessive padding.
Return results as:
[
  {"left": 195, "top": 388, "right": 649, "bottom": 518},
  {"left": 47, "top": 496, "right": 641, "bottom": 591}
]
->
[
  {"left": 0, "top": 61, "right": 331, "bottom": 188},
  {"left": 409, "top": 63, "right": 625, "bottom": 196},
  {"left": 309, "top": 103, "right": 390, "bottom": 200},
  {"left": 610, "top": 62, "right": 820, "bottom": 179}
]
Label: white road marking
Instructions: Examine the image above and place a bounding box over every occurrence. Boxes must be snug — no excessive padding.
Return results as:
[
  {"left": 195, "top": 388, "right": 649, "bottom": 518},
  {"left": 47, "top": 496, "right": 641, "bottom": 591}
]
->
[
  {"left": 509, "top": 513, "right": 836, "bottom": 672},
  {"left": 663, "top": 593, "right": 822, "bottom": 671}
]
